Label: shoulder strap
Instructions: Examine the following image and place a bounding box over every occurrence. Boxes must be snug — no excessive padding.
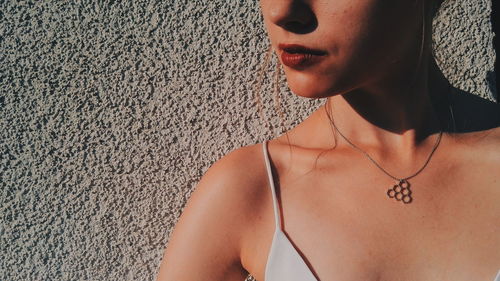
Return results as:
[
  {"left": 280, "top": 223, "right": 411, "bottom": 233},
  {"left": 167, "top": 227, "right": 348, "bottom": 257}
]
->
[{"left": 262, "top": 140, "right": 282, "bottom": 231}]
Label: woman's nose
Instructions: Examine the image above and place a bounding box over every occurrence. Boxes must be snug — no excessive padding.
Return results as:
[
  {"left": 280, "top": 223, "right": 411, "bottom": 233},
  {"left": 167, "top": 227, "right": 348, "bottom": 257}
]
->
[{"left": 267, "top": 0, "right": 316, "bottom": 34}]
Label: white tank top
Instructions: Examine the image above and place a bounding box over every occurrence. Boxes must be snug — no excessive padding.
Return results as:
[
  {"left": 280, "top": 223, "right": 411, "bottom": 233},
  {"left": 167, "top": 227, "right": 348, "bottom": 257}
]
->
[{"left": 261, "top": 140, "right": 500, "bottom": 281}]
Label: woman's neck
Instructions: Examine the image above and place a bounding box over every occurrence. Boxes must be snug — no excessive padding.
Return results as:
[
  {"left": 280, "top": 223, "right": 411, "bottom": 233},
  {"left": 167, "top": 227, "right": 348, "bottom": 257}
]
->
[{"left": 322, "top": 57, "right": 446, "bottom": 161}]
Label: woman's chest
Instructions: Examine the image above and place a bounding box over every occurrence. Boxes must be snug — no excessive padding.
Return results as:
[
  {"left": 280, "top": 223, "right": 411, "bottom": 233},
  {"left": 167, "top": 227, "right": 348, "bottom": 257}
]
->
[
  {"left": 295, "top": 213, "right": 500, "bottom": 281},
  {"left": 245, "top": 169, "right": 500, "bottom": 281}
]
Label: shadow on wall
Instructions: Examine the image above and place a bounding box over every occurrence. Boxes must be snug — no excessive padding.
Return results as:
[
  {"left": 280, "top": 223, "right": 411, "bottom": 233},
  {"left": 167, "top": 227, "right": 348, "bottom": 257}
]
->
[
  {"left": 430, "top": 59, "right": 500, "bottom": 133},
  {"left": 486, "top": 71, "right": 498, "bottom": 100},
  {"left": 446, "top": 86, "right": 500, "bottom": 132}
]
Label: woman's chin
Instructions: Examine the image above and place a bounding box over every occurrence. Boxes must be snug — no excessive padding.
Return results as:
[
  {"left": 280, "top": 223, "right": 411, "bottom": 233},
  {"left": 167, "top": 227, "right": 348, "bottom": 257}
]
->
[{"left": 286, "top": 75, "right": 341, "bottom": 99}]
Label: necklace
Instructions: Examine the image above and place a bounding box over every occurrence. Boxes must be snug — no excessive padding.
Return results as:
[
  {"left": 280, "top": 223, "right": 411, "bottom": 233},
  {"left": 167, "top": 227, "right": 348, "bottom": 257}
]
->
[{"left": 324, "top": 101, "right": 443, "bottom": 204}]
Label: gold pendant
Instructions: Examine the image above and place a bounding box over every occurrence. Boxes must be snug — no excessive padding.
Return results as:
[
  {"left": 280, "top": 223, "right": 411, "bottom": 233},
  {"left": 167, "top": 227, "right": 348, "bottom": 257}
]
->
[{"left": 387, "top": 179, "right": 412, "bottom": 204}]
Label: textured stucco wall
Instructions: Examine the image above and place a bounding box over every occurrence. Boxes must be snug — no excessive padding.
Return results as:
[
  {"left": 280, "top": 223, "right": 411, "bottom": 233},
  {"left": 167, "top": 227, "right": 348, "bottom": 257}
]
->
[{"left": 0, "top": 0, "right": 496, "bottom": 280}]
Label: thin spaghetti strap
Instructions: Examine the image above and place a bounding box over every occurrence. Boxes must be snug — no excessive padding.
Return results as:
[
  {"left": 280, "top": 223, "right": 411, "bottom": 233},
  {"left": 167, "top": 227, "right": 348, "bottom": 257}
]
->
[{"left": 262, "top": 140, "right": 282, "bottom": 231}]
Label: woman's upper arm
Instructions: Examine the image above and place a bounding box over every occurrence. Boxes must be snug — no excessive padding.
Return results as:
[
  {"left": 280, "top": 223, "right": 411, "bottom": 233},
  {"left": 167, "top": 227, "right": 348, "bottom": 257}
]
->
[{"left": 156, "top": 146, "right": 262, "bottom": 281}]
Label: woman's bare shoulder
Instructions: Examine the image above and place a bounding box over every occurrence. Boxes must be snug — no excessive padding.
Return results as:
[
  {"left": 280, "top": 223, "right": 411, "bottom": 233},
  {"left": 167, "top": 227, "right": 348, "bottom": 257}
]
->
[
  {"left": 156, "top": 143, "right": 269, "bottom": 280},
  {"left": 190, "top": 142, "right": 271, "bottom": 224},
  {"left": 484, "top": 126, "right": 500, "bottom": 146},
  {"left": 479, "top": 126, "right": 500, "bottom": 171},
  {"left": 450, "top": 126, "right": 500, "bottom": 184},
  {"left": 454, "top": 126, "right": 500, "bottom": 160},
  {"left": 181, "top": 142, "right": 272, "bottom": 236},
  {"left": 207, "top": 142, "right": 269, "bottom": 195}
]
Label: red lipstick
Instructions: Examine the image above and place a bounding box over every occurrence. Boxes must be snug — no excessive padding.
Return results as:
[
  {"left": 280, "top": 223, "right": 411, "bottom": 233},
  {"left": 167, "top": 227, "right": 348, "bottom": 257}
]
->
[{"left": 278, "top": 44, "right": 326, "bottom": 69}]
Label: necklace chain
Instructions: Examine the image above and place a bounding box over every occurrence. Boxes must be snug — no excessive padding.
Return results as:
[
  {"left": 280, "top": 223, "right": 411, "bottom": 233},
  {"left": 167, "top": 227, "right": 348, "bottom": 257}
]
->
[
  {"left": 329, "top": 117, "right": 443, "bottom": 182},
  {"left": 325, "top": 99, "right": 443, "bottom": 203}
]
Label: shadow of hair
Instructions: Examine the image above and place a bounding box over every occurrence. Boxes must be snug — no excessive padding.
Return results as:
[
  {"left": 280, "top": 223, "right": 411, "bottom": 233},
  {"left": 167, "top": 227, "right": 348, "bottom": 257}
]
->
[{"left": 428, "top": 57, "right": 500, "bottom": 134}]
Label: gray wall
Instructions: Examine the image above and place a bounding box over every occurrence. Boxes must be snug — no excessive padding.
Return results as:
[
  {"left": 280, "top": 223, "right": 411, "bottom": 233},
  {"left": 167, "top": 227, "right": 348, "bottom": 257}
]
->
[{"left": 0, "top": 0, "right": 496, "bottom": 280}]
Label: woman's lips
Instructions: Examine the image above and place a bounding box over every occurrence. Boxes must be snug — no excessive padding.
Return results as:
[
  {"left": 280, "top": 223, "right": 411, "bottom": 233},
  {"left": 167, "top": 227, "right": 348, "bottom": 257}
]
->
[{"left": 278, "top": 44, "right": 326, "bottom": 69}]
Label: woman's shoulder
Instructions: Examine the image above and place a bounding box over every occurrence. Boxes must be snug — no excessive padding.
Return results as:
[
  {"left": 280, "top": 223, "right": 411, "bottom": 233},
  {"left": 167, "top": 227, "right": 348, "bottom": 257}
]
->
[
  {"left": 191, "top": 139, "right": 296, "bottom": 215},
  {"left": 452, "top": 126, "right": 500, "bottom": 157},
  {"left": 157, "top": 143, "right": 270, "bottom": 279},
  {"left": 482, "top": 125, "right": 500, "bottom": 147},
  {"left": 449, "top": 126, "right": 500, "bottom": 181},
  {"left": 192, "top": 141, "right": 272, "bottom": 216},
  {"left": 208, "top": 141, "right": 268, "bottom": 185},
  {"left": 478, "top": 126, "right": 500, "bottom": 167}
]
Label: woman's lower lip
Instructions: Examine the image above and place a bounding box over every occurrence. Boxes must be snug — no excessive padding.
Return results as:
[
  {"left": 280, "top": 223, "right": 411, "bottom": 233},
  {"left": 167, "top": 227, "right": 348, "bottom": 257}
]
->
[{"left": 280, "top": 51, "right": 324, "bottom": 68}]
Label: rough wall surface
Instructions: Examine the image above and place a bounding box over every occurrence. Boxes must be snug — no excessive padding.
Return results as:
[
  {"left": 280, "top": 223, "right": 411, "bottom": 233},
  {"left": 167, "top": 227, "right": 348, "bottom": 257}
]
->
[{"left": 0, "top": 0, "right": 495, "bottom": 280}]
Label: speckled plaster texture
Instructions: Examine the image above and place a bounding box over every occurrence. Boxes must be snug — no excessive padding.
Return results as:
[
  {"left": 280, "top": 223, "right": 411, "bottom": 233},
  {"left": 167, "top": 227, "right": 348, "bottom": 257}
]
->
[{"left": 0, "top": 0, "right": 496, "bottom": 280}]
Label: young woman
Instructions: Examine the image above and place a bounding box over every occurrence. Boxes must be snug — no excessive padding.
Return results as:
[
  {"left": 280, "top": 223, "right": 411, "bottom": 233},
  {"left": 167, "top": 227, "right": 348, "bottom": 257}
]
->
[{"left": 157, "top": 0, "right": 500, "bottom": 280}]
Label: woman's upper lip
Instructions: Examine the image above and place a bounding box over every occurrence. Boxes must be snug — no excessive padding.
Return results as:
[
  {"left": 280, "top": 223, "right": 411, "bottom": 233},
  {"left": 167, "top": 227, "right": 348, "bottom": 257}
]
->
[{"left": 278, "top": 43, "right": 327, "bottom": 55}]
